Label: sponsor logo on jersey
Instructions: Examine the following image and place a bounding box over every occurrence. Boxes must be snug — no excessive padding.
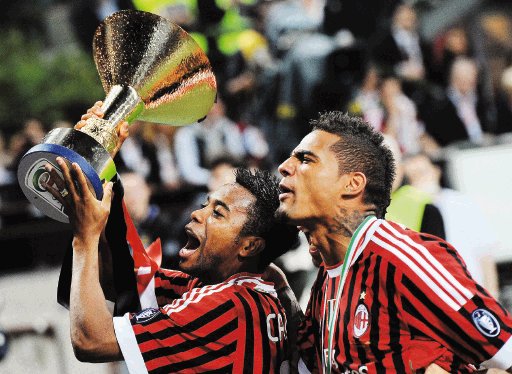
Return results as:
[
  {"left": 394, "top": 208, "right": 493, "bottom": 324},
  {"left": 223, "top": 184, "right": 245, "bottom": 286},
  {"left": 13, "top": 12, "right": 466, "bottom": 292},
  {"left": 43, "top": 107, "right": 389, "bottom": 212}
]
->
[
  {"left": 135, "top": 308, "right": 161, "bottom": 323},
  {"left": 353, "top": 303, "right": 370, "bottom": 338},
  {"left": 471, "top": 308, "right": 500, "bottom": 337}
]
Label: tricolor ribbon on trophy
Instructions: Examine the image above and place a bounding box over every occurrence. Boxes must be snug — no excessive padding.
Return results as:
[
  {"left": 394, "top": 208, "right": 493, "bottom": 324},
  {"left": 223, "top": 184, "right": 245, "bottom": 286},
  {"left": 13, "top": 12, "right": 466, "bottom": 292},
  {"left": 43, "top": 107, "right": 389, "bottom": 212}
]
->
[{"left": 17, "top": 9, "right": 217, "bottom": 222}]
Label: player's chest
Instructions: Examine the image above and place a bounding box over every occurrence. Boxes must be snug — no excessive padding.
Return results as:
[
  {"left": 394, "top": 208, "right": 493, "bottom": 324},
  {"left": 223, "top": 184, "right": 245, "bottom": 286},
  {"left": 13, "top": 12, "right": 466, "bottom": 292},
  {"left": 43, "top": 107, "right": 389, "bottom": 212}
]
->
[{"left": 316, "top": 265, "right": 405, "bottom": 360}]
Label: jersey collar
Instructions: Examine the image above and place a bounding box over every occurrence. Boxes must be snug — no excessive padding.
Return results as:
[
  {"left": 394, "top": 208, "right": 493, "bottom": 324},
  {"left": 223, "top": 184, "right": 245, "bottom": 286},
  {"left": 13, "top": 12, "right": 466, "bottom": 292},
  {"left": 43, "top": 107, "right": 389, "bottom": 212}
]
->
[{"left": 326, "top": 216, "right": 380, "bottom": 278}]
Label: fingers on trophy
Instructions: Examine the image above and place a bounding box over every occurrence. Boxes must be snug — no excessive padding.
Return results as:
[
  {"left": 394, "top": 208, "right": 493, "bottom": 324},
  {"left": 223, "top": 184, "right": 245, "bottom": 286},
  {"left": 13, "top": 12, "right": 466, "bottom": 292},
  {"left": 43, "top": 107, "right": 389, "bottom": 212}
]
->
[{"left": 17, "top": 10, "right": 217, "bottom": 223}]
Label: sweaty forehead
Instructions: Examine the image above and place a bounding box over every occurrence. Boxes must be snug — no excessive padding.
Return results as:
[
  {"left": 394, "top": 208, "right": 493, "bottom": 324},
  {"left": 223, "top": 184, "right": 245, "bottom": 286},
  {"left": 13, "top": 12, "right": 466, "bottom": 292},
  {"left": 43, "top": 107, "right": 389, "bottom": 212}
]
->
[{"left": 211, "top": 183, "right": 255, "bottom": 212}]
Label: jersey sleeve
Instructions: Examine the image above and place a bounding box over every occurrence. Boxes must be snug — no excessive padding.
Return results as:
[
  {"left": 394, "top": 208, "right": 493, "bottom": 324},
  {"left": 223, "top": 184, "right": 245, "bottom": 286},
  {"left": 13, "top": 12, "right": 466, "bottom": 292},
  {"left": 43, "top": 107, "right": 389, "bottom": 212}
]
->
[
  {"left": 113, "top": 287, "right": 239, "bottom": 373},
  {"left": 377, "top": 222, "right": 512, "bottom": 370}
]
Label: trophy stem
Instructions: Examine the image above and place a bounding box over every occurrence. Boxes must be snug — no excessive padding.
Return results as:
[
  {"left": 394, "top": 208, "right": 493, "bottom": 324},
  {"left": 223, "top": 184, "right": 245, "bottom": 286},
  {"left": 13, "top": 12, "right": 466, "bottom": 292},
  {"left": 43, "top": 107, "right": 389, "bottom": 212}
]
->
[{"left": 80, "top": 85, "right": 142, "bottom": 156}]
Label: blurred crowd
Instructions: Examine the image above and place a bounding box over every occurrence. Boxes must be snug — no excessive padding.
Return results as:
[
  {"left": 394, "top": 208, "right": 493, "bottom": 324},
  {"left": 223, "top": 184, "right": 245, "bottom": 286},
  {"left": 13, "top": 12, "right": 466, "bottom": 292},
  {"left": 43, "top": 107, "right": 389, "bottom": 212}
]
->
[{"left": 1, "top": 0, "right": 512, "bottom": 301}]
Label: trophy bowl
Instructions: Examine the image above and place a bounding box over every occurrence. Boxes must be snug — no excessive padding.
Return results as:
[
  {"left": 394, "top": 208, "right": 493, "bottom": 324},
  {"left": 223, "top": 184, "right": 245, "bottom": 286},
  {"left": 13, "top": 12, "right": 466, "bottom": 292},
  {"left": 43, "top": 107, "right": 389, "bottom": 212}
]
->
[{"left": 17, "top": 10, "right": 217, "bottom": 222}]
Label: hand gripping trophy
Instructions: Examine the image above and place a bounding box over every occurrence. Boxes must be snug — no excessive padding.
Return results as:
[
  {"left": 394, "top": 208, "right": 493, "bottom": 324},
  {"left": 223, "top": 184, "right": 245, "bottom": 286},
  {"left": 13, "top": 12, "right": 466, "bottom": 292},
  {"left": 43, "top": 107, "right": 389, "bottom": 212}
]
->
[{"left": 17, "top": 10, "right": 217, "bottom": 222}]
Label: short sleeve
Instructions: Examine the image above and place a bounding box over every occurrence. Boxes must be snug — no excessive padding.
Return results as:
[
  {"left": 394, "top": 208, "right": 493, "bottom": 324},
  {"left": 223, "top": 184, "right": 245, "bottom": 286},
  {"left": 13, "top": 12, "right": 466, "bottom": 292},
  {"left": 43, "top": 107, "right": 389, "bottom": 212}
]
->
[
  {"left": 387, "top": 226, "right": 512, "bottom": 369},
  {"left": 114, "top": 290, "right": 238, "bottom": 373}
]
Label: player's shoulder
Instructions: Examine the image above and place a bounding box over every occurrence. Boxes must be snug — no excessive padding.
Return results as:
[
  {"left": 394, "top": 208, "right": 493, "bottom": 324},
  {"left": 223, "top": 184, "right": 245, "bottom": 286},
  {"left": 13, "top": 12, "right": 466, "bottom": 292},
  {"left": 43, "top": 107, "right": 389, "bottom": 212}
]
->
[
  {"left": 161, "top": 278, "right": 242, "bottom": 318},
  {"left": 368, "top": 219, "right": 456, "bottom": 267},
  {"left": 228, "top": 275, "right": 278, "bottom": 297}
]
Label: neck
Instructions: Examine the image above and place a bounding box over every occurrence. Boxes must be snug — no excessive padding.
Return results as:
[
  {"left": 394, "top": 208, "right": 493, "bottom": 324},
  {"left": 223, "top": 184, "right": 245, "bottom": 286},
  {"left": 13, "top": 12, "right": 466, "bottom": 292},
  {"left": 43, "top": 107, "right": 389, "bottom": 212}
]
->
[{"left": 309, "top": 209, "right": 375, "bottom": 266}]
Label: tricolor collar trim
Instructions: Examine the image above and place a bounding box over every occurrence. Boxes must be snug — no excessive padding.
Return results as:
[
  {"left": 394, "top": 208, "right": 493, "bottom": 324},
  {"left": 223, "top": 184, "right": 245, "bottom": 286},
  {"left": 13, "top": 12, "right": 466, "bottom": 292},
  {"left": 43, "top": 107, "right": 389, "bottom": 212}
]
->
[{"left": 325, "top": 216, "right": 379, "bottom": 278}]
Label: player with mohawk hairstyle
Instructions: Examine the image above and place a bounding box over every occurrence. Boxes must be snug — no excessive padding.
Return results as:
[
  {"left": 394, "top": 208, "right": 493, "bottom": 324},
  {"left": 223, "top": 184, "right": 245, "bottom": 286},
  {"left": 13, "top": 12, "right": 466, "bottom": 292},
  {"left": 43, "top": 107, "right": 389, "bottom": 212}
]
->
[{"left": 277, "top": 111, "right": 512, "bottom": 373}]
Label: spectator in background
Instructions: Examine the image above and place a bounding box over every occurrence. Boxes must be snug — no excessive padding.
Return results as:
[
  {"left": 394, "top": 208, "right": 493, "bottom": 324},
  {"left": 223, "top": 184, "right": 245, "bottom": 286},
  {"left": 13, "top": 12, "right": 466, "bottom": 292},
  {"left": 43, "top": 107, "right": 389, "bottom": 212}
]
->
[
  {"left": 380, "top": 76, "right": 425, "bottom": 156},
  {"left": 426, "top": 57, "right": 490, "bottom": 147},
  {"left": 384, "top": 136, "right": 446, "bottom": 239},
  {"left": 6, "top": 119, "right": 46, "bottom": 177},
  {"left": 431, "top": 26, "right": 473, "bottom": 86},
  {"left": 495, "top": 65, "right": 512, "bottom": 135},
  {"left": 174, "top": 99, "right": 246, "bottom": 187},
  {"left": 152, "top": 125, "right": 181, "bottom": 191},
  {"left": 370, "top": 3, "right": 434, "bottom": 119},
  {"left": 371, "top": 3, "right": 431, "bottom": 84},
  {"left": 120, "top": 172, "right": 178, "bottom": 268},
  {"left": 350, "top": 73, "right": 438, "bottom": 157},
  {"left": 403, "top": 153, "right": 500, "bottom": 298},
  {"left": 347, "top": 65, "right": 384, "bottom": 131},
  {"left": 0, "top": 132, "right": 12, "bottom": 186},
  {"left": 117, "top": 121, "right": 179, "bottom": 188}
]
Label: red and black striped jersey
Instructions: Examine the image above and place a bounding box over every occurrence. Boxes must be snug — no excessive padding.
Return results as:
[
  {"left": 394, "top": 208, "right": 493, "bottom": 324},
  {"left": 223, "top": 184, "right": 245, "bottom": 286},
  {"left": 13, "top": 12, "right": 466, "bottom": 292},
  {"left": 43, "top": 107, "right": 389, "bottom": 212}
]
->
[
  {"left": 114, "top": 271, "right": 289, "bottom": 373},
  {"left": 298, "top": 217, "right": 512, "bottom": 373}
]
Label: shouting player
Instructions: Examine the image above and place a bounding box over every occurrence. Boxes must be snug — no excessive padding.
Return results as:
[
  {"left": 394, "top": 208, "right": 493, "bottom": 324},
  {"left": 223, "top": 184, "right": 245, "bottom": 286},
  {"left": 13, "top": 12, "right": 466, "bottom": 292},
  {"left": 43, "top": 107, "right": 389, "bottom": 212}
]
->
[
  {"left": 45, "top": 158, "right": 299, "bottom": 373},
  {"left": 277, "top": 111, "right": 512, "bottom": 372}
]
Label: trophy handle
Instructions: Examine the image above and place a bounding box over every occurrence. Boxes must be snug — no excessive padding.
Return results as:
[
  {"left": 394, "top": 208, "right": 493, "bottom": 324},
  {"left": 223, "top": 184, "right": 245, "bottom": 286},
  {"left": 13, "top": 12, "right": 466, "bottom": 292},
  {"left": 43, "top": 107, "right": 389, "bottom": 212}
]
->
[{"left": 80, "top": 85, "right": 143, "bottom": 157}]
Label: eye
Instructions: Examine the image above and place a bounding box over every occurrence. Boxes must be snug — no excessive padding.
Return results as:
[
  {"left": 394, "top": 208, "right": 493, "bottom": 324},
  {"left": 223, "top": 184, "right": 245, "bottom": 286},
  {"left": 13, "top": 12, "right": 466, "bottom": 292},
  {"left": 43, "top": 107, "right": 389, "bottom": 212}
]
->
[
  {"left": 201, "top": 202, "right": 208, "bottom": 209},
  {"left": 212, "top": 209, "right": 223, "bottom": 218}
]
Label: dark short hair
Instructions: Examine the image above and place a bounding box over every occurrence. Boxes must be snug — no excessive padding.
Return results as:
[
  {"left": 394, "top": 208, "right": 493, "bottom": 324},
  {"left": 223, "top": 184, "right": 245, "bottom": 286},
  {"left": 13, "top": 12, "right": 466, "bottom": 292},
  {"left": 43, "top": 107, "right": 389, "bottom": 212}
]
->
[
  {"left": 311, "top": 111, "right": 395, "bottom": 218},
  {"left": 235, "top": 168, "right": 299, "bottom": 270}
]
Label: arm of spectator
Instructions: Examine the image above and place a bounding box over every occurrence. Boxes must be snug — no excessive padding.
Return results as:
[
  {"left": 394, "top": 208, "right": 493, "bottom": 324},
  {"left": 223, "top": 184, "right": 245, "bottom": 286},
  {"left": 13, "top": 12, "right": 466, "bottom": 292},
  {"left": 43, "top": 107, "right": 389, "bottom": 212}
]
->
[{"left": 174, "top": 127, "right": 211, "bottom": 186}]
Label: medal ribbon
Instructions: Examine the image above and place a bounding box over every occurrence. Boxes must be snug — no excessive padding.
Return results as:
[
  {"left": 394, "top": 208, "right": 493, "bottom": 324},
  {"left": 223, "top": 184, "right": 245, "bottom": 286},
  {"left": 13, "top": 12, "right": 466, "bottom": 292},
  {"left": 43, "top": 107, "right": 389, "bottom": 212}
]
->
[{"left": 325, "top": 216, "right": 375, "bottom": 373}]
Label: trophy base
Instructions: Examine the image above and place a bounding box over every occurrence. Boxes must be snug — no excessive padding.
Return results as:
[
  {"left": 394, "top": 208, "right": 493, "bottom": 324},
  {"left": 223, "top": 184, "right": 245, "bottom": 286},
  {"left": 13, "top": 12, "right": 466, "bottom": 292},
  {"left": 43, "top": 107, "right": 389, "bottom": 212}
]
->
[{"left": 17, "top": 128, "right": 117, "bottom": 223}]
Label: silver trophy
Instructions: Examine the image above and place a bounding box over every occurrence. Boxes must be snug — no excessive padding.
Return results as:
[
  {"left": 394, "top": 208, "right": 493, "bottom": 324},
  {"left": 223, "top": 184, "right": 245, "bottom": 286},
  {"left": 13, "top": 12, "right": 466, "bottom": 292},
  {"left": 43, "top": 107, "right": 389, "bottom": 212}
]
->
[{"left": 17, "top": 10, "right": 217, "bottom": 222}]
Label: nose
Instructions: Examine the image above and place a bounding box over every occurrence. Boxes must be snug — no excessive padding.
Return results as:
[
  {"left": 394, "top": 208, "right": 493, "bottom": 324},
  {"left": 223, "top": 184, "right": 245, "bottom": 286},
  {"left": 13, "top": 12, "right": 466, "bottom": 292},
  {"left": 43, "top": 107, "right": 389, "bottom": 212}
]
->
[
  {"left": 190, "top": 207, "right": 204, "bottom": 223},
  {"left": 278, "top": 157, "right": 294, "bottom": 177}
]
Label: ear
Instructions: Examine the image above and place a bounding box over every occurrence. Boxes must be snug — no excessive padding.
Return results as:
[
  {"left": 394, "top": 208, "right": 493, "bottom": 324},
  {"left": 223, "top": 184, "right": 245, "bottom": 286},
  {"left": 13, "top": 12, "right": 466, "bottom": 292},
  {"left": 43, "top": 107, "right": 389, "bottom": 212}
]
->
[
  {"left": 238, "top": 237, "right": 265, "bottom": 259},
  {"left": 341, "top": 172, "right": 367, "bottom": 197}
]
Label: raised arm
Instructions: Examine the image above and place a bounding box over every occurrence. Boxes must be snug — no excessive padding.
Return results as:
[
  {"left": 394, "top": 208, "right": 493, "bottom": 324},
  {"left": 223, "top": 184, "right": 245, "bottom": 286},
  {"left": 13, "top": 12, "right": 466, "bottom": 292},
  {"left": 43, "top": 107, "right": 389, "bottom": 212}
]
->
[{"left": 44, "top": 158, "right": 122, "bottom": 362}]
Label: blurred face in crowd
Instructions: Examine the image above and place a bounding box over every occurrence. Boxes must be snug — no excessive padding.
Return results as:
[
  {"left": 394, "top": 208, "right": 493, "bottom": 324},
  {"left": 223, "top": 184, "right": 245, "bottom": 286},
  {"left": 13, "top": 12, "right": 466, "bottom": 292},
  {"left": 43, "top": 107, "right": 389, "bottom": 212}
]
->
[
  {"left": 393, "top": 5, "right": 417, "bottom": 32},
  {"left": 179, "top": 183, "right": 257, "bottom": 283},
  {"left": 208, "top": 162, "right": 236, "bottom": 192},
  {"left": 380, "top": 77, "right": 402, "bottom": 110},
  {"left": 450, "top": 58, "right": 478, "bottom": 95},
  {"left": 403, "top": 154, "right": 441, "bottom": 195},
  {"left": 205, "top": 98, "right": 226, "bottom": 124},
  {"left": 445, "top": 27, "right": 469, "bottom": 55},
  {"left": 24, "top": 119, "right": 45, "bottom": 144},
  {"left": 362, "top": 66, "right": 380, "bottom": 92},
  {"left": 277, "top": 130, "right": 345, "bottom": 226}
]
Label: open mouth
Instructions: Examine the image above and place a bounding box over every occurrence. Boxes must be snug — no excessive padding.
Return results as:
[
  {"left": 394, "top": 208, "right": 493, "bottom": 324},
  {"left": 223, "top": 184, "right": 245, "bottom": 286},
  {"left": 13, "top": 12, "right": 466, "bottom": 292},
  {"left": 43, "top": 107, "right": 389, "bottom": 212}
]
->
[
  {"left": 180, "top": 227, "right": 201, "bottom": 258},
  {"left": 279, "top": 183, "right": 293, "bottom": 201}
]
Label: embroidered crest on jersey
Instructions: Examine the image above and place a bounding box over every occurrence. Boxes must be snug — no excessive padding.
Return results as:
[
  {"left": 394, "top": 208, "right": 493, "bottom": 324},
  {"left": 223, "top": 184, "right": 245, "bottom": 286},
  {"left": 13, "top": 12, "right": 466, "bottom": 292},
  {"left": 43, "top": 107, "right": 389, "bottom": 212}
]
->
[
  {"left": 353, "top": 303, "right": 370, "bottom": 338},
  {"left": 471, "top": 309, "right": 500, "bottom": 337},
  {"left": 135, "top": 308, "right": 161, "bottom": 323}
]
